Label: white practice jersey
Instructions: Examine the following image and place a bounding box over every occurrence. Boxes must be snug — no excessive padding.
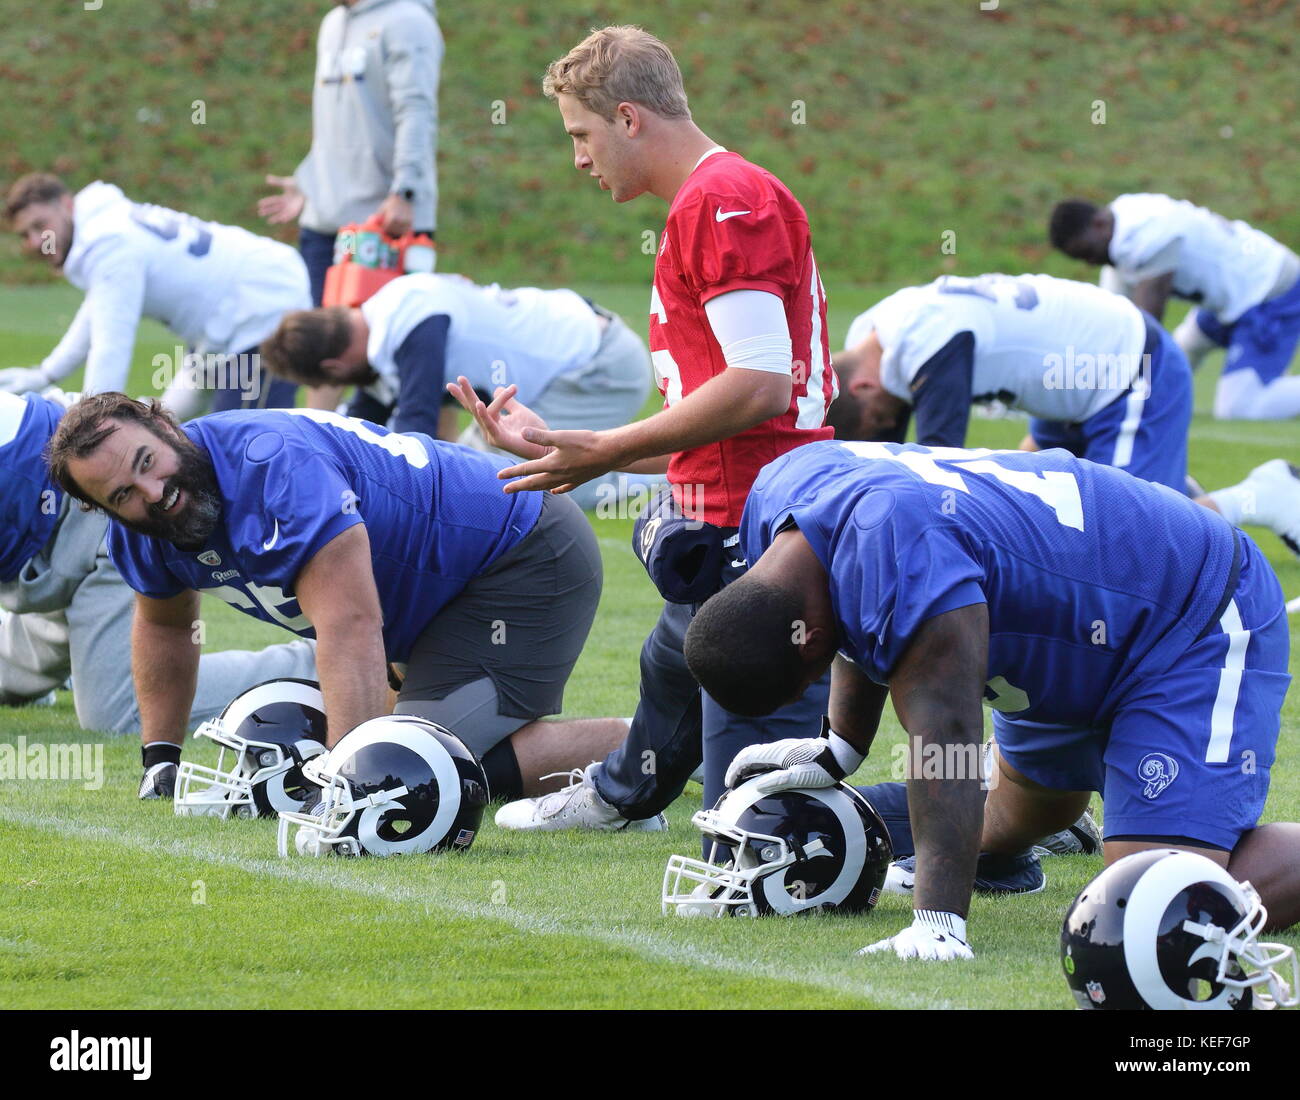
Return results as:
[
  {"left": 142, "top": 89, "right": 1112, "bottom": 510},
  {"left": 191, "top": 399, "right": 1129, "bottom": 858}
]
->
[
  {"left": 45, "top": 182, "right": 310, "bottom": 393},
  {"left": 845, "top": 273, "right": 1148, "bottom": 423},
  {"left": 1107, "top": 192, "right": 1295, "bottom": 323},
  {"left": 361, "top": 273, "right": 603, "bottom": 405}
]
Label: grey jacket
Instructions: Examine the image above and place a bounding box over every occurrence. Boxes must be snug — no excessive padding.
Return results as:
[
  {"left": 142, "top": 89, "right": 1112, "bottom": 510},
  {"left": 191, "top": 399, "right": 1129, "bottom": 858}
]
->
[{"left": 295, "top": 0, "right": 442, "bottom": 234}]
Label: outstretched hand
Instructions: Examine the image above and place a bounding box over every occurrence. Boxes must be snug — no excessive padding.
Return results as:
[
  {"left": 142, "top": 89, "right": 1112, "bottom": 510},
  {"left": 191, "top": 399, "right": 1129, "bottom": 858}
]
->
[
  {"left": 257, "top": 175, "right": 305, "bottom": 225},
  {"left": 446, "top": 376, "right": 552, "bottom": 461}
]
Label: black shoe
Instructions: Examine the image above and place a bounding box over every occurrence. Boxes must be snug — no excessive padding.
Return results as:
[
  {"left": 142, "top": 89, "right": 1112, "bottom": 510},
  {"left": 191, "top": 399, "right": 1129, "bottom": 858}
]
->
[
  {"left": 1033, "top": 807, "right": 1102, "bottom": 856},
  {"left": 885, "top": 849, "right": 1046, "bottom": 895}
]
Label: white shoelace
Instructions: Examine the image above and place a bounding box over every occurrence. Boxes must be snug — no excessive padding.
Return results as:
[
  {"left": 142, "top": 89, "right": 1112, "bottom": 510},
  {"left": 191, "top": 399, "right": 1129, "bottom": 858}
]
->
[{"left": 535, "top": 769, "right": 591, "bottom": 818}]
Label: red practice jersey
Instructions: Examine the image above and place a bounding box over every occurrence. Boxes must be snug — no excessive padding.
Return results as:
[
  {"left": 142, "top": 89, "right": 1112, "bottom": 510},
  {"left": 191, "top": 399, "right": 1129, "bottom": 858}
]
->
[{"left": 650, "top": 149, "right": 835, "bottom": 527}]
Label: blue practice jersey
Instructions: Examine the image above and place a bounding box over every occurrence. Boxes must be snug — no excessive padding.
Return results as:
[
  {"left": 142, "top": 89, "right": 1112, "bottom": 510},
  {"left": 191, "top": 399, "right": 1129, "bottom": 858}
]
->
[
  {"left": 109, "top": 409, "right": 542, "bottom": 661},
  {"left": 742, "top": 441, "right": 1239, "bottom": 727},
  {"left": 0, "top": 392, "right": 65, "bottom": 583}
]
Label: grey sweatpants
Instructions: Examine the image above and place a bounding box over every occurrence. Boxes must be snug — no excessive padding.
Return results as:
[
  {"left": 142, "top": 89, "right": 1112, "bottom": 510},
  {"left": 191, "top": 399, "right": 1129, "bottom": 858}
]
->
[
  {"left": 0, "top": 501, "right": 316, "bottom": 734},
  {"left": 458, "top": 309, "right": 658, "bottom": 511}
]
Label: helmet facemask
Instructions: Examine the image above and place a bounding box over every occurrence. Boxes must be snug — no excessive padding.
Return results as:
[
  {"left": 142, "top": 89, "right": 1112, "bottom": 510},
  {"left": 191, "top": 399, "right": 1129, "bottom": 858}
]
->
[
  {"left": 660, "top": 772, "right": 897, "bottom": 918},
  {"left": 276, "top": 755, "right": 410, "bottom": 858},
  {"left": 174, "top": 720, "right": 324, "bottom": 819},
  {"left": 1185, "top": 880, "right": 1300, "bottom": 1009},
  {"left": 663, "top": 809, "right": 826, "bottom": 917}
]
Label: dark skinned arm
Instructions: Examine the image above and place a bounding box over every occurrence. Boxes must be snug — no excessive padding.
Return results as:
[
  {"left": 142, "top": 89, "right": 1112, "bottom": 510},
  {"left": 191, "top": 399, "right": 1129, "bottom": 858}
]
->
[
  {"left": 828, "top": 653, "right": 889, "bottom": 756},
  {"left": 887, "top": 602, "right": 989, "bottom": 919},
  {"left": 294, "top": 524, "right": 389, "bottom": 747},
  {"left": 1131, "top": 271, "right": 1174, "bottom": 322}
]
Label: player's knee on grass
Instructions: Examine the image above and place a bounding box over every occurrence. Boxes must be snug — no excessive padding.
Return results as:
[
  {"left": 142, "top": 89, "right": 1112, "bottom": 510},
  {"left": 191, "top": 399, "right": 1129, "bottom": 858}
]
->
[
  {"left": 71, "top": 684, "right": 140, "bottom": 736},
  {"left": 1214, "top": 369, "right": 1270, "bottom": 419}
]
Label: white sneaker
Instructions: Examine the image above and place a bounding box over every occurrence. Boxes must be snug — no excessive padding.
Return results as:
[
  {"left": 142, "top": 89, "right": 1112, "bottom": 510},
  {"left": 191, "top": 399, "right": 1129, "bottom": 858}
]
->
[
  {"left": 494, "top": 765, "right": 667, "bottom": 832},
  {"left": 1241, "top": 459, "right": 1300, "bottom": 557}
]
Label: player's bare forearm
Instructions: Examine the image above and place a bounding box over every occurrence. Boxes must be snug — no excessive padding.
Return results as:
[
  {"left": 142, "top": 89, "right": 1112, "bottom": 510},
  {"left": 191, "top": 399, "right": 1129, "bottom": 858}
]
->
[
  {"left": 132, "top": 592, "right": 202, "bottom": 748},
  {"left": 1132, "top": 272, "right": 1173, "bottom": 322},
  {"left": 604, "top": 367, "right": 792, "bottom": 465},
  {"left": 312, "top": 622, "right": 389, "bottom": 746},
  {"left": 618, "top": 453, "right": 672, "bottom": 474},
  {"left": 828, "top": 654, "right": 888, "bottom": 755},
  {"left": 294, "top": 525, "right": 389, "bottom": 745},
  {"left": 888, "top": 603, "right": 989, "bottom": 918},
  {"left": 496, "top": 368, "right": 792, "bottom": 494}
]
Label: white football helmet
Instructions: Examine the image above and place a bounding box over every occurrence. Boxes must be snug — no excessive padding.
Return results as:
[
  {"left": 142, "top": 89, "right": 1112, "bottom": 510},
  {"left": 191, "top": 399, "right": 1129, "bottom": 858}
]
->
[
  {"left": 277, "top": 714, "right": 489, "bottom": 858},
  {"left": 1062, "top": 849, "right": 1299, "bottom": 1010},
  {"left": 663, "top": 776, "right": 892, "bottom": 917},
  {"left": 174, "top": 679, "right": 328, "bottom": 819}
]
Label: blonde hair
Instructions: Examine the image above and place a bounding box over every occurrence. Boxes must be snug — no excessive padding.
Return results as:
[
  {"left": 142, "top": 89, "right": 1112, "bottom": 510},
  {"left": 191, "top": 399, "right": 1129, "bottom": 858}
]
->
[{"left": 543, "top": 25, "right": 691, "bottom": 121}]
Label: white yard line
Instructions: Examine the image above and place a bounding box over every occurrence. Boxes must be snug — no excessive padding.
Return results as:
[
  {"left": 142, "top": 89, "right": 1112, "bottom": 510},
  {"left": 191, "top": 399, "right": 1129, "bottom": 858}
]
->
[{"left": 1, "top": 808, "right": 954, "bottom": 1009}]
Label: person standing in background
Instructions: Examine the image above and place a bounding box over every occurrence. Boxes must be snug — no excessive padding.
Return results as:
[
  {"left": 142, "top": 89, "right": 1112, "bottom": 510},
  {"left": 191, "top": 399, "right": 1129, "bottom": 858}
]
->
[{"left": 259, "top": 0, "right": 442, "bottom": 306}]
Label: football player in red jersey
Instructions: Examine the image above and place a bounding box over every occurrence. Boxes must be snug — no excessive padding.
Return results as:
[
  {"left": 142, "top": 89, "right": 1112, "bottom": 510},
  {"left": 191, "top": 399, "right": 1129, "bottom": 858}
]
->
[{"left": 449, "top": 25, "right": 837, "bottom": 830}]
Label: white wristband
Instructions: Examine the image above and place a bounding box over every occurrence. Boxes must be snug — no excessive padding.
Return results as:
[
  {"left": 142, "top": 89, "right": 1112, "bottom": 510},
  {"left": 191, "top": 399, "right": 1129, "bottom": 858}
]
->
[{"left": 826, "top": 730, "right": 866, "bottom": 776}]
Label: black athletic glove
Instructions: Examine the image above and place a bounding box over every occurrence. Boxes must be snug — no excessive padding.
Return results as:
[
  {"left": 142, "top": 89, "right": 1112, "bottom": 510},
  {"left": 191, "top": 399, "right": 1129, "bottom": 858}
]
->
[{"left": 139, "top": 742, "right": 182, "bottom": 800}]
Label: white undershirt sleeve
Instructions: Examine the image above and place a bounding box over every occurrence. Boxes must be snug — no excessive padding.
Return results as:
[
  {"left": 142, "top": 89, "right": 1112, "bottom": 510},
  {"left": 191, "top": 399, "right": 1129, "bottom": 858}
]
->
[
  {"left": 39, "top": 298, "right": 94, "bottom": 382},
  {"left": 81, "top": 255, "right": 148, "bottom": 394},
  {"left": 703, "top": 289, "right": 793, "bottom": 375}
]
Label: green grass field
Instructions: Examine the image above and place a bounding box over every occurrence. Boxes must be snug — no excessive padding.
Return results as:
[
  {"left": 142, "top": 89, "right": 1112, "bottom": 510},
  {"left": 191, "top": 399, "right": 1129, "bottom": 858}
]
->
[
  {"left": 0, "top": 282, "right": 1296, "bottom": 1010},
  {"left": 1, "top": 0, "right": 1298, "bottom": 1012}
]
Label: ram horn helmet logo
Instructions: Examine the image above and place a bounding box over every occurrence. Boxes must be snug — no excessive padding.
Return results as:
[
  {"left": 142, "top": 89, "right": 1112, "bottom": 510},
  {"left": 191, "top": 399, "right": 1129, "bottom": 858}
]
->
[
  {"left": 1138, "top": 753, "right": 1179, "bottom": 800},
  {"left": 639, "top": 516, "right": 663, "bottom": 561}
]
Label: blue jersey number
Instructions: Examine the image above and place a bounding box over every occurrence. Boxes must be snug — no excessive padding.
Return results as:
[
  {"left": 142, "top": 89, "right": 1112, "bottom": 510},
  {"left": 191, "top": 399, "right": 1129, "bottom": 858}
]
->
[
  {"left": 130, "top": 204, "right": 213, "bottom": 257},
  {"left": 841, "top": 442, "right": 1085, "bottom": 531},
  {"left": 937, "top": 274, "right": 1039, "bottom": 311}
]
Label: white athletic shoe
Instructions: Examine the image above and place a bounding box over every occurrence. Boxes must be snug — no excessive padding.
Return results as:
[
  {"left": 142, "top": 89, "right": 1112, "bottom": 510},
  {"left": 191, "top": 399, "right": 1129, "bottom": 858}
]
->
[
  {"left": 1241, "top": 459, "right": 1300, "bottom": 557},
  {"left": 494, "top": 765, "right": 667, "bottom": 832}
]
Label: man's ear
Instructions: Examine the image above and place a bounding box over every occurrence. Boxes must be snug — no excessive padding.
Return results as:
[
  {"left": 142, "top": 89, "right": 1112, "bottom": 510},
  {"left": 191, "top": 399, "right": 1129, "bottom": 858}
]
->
[
  {"left": 797, "top": 620, "right": 837, "bottom": 665},
  {"left": 846, "top": 368, "right": 876, "bottom": 397},
  {"left": 618, "top": 101, "right": 641, "bottom": 136}
]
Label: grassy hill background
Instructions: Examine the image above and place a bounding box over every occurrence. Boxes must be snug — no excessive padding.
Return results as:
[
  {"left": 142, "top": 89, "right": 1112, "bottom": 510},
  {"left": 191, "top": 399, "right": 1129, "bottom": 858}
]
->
[{"left": 2, "top": 0, "right": 1298, "bottom": 290}]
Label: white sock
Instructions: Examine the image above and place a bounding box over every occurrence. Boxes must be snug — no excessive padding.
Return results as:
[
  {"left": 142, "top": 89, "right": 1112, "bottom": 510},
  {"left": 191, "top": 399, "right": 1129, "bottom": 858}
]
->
[{"left": 1208, "top": 486, "right": 1248, "bottom": 527}]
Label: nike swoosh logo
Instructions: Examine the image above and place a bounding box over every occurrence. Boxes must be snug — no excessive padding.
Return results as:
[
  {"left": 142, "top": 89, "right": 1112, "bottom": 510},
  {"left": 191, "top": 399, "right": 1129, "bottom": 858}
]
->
[
  {"left": 715, "top": 209, "right": 751, "bottom": 222},
  {"left": 263, "top": 519, "right": 280, "bottom": 551}
]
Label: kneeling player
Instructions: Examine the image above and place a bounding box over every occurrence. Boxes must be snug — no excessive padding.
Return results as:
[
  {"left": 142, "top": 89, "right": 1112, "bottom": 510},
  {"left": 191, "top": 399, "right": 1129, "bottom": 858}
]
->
[
  {"left": 1, "top": 389, "right": 316, "bottom": 759},
  {"left": 685, "top": 440, "right": 1298, "bottom": 959},
  {"left": 46, "top": 395, "right": 627, "bottom": 801},
  {"left": 1050, "top": 193, "right": 1300, "bottom": 421},
  {"left": 830, "top": 272, "right": 1300, "bottom": 556},
  {"left": 259, "top": 272, "right": 655, "bottom": 511}
]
